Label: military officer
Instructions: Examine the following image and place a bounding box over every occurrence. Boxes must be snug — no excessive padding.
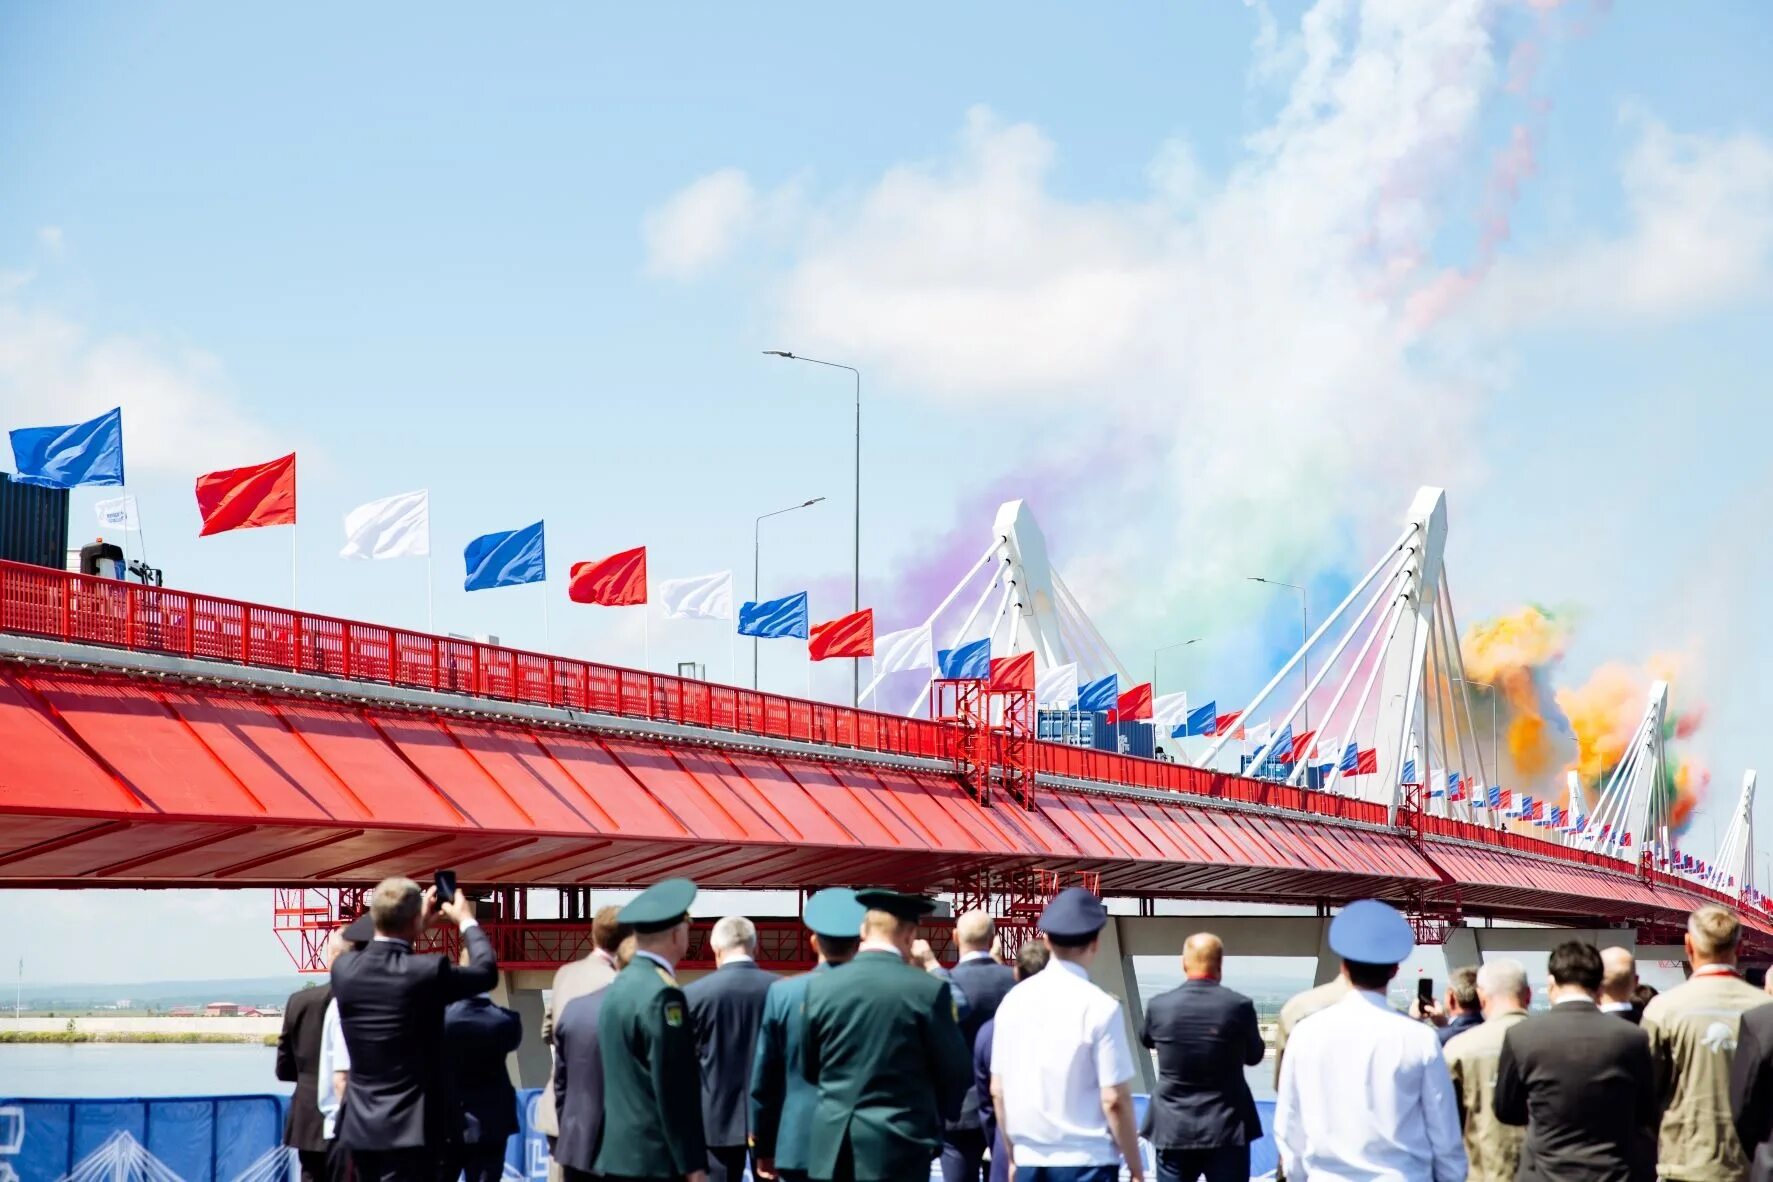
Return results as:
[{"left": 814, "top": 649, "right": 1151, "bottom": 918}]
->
[
  {"left": 594, "top": 878, "right": 708, "bottom": 1182},
  {"left": 802, "top": 888, "right": 972, "bottom": 1182},
  {"left": 750, "top": 888, "right": 867, "bottom": 1182}
]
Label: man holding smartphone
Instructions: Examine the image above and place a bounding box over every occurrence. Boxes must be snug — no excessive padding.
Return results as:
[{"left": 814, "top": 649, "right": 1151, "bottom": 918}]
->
[{"left": 330, "top": 873, "right": 498, "bottom": 1182}]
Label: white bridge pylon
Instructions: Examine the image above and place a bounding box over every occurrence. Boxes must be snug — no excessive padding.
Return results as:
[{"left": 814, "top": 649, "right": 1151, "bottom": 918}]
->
[
  {"left": 1196, "top": 487, "right": 1505, "bottom": 829},
  {"left": 1575, "top": 681, "right": 1669, "bottom": 861},
  {"left": 1705, "top": 770, "right": 1757, "bottom": 894},
  {"left": 859, "top": 499, "right": 1130, "bottom": 717}
]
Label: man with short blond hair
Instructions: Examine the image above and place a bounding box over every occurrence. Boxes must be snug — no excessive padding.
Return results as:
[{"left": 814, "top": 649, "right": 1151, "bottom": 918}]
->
[
  {"left": 1642, "top": 904, "right": 1772, "bottom": 1180},
  {"left": 1444, "top": 959, "right": 1530, "bottom": 1182},
  {"left": 944, "top": 909, "right": 1016, "bottom": 1182}
]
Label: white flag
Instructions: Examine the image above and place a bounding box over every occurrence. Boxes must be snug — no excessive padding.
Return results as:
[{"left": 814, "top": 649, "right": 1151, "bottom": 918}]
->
[
  {"left": 340, "top": 490, "right": 430, "bottom": 560},
  {"left": 93, "top": 494, "right": 140, "bottom": 531},
  {"left": 658, "top": 570, "right": 733, "bottom": 620},
  {"left": 873, "top": 624, "right": 933, "bottom": 674},
  {"left": 1036, "top": 661, "right": 1079, "bottom": 707},
  {"left": 1152, "top": 691, "right": 1190, "bottom": 730}
]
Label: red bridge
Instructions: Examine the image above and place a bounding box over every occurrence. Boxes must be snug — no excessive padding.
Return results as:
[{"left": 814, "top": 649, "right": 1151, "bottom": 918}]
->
[{"left": 1, "top": 560, "right": 1764, "bottom": 971}]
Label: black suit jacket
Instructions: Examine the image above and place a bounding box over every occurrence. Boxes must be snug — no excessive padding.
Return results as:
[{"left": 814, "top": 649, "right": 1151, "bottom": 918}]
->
[
  {"left": 685, "top": 959, "right": 779, "bottom": 1147},
  {"left": 1731, "top": 1001, "right": 1773, "bottom": 1182},
  {"left": 948, "top": 957, "right": 1016, "bottom": 1133},
  {"left": 329, "top": 925, "right": 499, "bottom": 1151},
  {"left": 1139, "top": 978, "right": 1264, "bottom": 1149},
  {"left": 443, "top": 996, "right": 522, "bottom": 1146},
  {"left": 1495, "top": 998, "right": 1657, "bottom": 1182},
  {"left": 552, "top": 987, "right": 610, "bottom": 1173},
  {"left": 276, "top": 984, "right": 331, "bottom": 1153}
]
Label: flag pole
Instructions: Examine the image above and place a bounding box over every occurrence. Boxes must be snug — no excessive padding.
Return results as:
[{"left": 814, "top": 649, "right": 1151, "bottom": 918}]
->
[
  {"left": 291, "top": 522, "right": 299, "bottom": 610},
  {"left": 542, "top": 580, "right": 551, "bottom": 649},
  {"left": 729, "top": 623, "right": 736, "bottom": 687},
  {"left": 426, "top": 552, "right": 435, "bottom": 633},
  {"left": 642, "top": 604, "right": 650, "bottom": 671}
]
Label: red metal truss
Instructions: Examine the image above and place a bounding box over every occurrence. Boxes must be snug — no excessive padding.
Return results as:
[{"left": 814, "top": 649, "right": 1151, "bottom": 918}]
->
[{"left": 932, "top": 678, "right": 991, "bottom": 805}]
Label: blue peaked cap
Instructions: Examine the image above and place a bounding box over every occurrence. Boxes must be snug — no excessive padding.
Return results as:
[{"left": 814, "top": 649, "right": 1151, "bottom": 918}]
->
[
  {"left": 802, "top": 887, "right": 866, "bottom": 939},
  {"left": 1328, "top": 898, "right": 1414, "bottom": 965}
]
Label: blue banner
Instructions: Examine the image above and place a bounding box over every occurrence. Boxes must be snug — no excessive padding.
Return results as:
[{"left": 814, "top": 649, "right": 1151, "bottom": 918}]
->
[
  {"left": 1184, "top": 701, "right": 1217, "bottom": 737},
  {"left": 1076, "top": 673, "right": 1117, "bottom": 713},
  {"left": 935, "top": 637, "right": 990, "bottom": 680},
  {"left": 464, "top": 521, "right": 546, "bottom": 591},
  {"left": 1340, "top": 743, "right": 1359, "bottom": 773},
  {"left": 8, "top": 406, "right": 125, "bottom": 488},
  {"left": 738, "top": 591, "right": 809, "bottom": 639}
]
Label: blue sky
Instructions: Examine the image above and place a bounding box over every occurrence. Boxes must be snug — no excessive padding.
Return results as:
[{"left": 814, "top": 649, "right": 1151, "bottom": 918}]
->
[{"left": 3, "top": 0, "right": 1772, "bottom": 980}]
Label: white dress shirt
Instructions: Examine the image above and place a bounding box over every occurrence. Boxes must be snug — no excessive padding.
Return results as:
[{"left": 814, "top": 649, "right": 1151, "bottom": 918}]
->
[
  {"left": 990, "top": 958, "right": 1134, "bottom": 1166},
  {"left": 1275, "top": 988, "right": 1467, "bottom": 1182},
  {"left": 317, "top": 997, "right": 351, "bottom": 1140}
]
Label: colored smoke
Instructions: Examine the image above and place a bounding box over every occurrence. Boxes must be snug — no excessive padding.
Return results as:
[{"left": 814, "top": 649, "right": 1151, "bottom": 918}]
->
[{"left": 1463, "top": 608, "right": 1709, "bottom": 833}]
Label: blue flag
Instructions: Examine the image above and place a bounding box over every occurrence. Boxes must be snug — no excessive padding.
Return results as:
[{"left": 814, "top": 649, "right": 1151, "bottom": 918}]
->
[
  {"left": 9, "top": 406, "right": 125, "bottom": 489},
  {"left": 1488, "top": 785, "right": 1502, "bottom": 809},
  {"left": 936, "top": 637, "right": 991, "bottom": 679},
  {"left": 464, "top": 521, "right": 545, "bottom": 591},
  {"left": 738, "top": 591, "right": 809, "bottom": 639},
  {"left": 1340, "top": 743, "right": 1359, "bottom": 773},
  {"left": 1268, "top": 724, "right": 1294, "bottom": 763},
  {"left": 1185, "top": 701, "right": 1217, "bottom": 737},
  {"left": 1077, "top": 674, "right": 1117, "bottom": 713},
  {"left": 1401, "top": 758, "right": 1417, "bottom": 784}
]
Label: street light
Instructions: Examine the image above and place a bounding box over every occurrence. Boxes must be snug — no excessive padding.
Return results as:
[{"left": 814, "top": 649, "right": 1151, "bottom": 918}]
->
[
  {"left": 1247, "top": 576, "right": 1310, "bottom": 731},
  {"left": 765, "top": 350, "right": 862, "bottom": 706},
  {"left": 755, "top": 496, "right": 825, "bottom": 690},
  {"left": 1153, "top": 637, "right": 1202, "bottom": 694},
  {"left": 1452, "top": 677, "right": 1498, "bottom": 786}
]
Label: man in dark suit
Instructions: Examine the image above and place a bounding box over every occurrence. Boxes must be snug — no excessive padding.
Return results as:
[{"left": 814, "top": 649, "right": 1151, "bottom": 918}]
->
[
  {"left": 802, "top": 888, "right": 971, "bottom": 1182},
  {"left": 329, "top": 876, "right": 499, "bottom": 1182},
  {"left": 1139, "top": 933, "right": 1264, "bottom": 1182},
  {"left": 440, "top": 991, "right": 523, "bottom": 1182},
  {"left": 553, "top": 972, "right": 615, "bottom": 1182},
  {"left": 751, "top": 889, "right": 865, "bottom": 1182},
  {"left": 594, "top": 877, "right": 708, "bottom": 1182},
  {"left": 943, "top": 911, "right": 1017, "bottom": 1182},
  {"left": 687, "top": 915, "right": 779, "bottom": 1182},
  {"left": 277, "top": 929, "right": 348, "bottom": 1182},
  {"left": 540, "top": 906, "right": 632, "bottom": 1182},
  {"left": 1731, "top": 999, "right": 1773, "bottom": 1181},
  {"left": 1494, "top": 940, "right": 1657, "bottom": 1181},
  {"left": 1599, "top": 946, "right": 1643, "bottom": 1023}
]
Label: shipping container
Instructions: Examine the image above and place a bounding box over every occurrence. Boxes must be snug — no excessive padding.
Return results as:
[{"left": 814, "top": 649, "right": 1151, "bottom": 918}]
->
[
  {"left": 1101, "top": 719, "right": 1156, "bottom": 759},
  {"left": 0, "top": 473, "right": 70, "bottom": 571}
]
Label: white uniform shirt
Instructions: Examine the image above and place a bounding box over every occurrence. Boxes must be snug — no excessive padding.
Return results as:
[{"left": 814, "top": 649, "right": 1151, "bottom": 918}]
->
[
  {"left": 1275, "top": 989, "right": 1467, "bottom": 1182},
  {"left": 990, "top": 958, "right": 1134, "bottom": 1166},
  {"left": 317, "top": 997, "right": 351, "bottom": 1140}
]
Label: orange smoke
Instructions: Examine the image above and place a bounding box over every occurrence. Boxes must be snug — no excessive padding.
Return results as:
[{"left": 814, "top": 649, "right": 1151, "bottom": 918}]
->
[
  {"left": 1461, "top": 605, "right": 1572, "bottom": 781},
  {"left": 1554, "top": 654, "right": 1709, "bottom": 835}
]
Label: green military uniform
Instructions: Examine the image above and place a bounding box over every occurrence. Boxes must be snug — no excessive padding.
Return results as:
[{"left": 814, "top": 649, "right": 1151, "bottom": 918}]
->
[
  {"left": 1444, "top": 1009, "right": 1528, "bottom": 1182},
  {"left": 801, "top": 890, "right": 971, "bottom": 1182},
  {"left": 594, "top": 878, "right": 707, "bottom": 1182}
]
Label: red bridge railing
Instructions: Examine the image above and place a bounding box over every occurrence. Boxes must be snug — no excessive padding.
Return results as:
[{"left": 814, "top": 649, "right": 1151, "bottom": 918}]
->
[{"left": 0, "top": 559, "right": 1756, "bottom": 908}]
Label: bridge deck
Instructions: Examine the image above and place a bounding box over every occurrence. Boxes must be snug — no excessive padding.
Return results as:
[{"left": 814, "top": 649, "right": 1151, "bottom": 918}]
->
[{"left": 0, "top": 561, "right": 1762, "bottom": 947}]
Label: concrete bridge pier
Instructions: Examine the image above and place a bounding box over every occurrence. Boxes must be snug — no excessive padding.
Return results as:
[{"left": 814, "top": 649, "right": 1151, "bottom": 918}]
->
[{"left": 490, "top": 976, "right": 552, "bottom": 1088}]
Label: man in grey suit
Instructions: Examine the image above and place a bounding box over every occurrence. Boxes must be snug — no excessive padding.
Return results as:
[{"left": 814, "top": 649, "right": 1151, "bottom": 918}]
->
[
  {"left": 552, "top": 936, "right": 633, "bottom": 1182},
  {"left": 686, "top": 916, "right": 779, "bottom": 1182},
  {"left": 1495, "top": 940, "right": 1657, "bottom": 1181},
  {"left": 539, "top": 906, "right": 631, "bottom": 1181}
]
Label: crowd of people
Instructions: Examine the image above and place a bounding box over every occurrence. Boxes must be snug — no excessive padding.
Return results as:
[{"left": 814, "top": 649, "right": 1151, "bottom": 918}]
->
[{"left": 275, "top": 876, "right": 1773, "bottom": 1182}]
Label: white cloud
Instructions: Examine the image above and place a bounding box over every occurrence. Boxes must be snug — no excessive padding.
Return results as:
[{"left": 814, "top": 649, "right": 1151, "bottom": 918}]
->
[
  {"left": 643, "top": 167, "right": 759, "bottom": 279},
  {"left": 1475, "top": 117, "right": 1773, "bottom": 329},
  {"left": 0, "top": 296, "right": 276, "bottom": 474},
  {"left": 37, "top": 225, "right": 64, "bottom": 255}
]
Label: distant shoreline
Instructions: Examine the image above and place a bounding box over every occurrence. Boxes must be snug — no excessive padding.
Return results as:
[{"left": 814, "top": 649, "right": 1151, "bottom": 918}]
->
[{"left": 0, "top": 1031, "right": 276, "bottom": 1046}]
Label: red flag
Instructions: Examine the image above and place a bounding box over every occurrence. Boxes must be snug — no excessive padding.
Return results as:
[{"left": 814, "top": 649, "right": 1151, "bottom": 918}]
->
[
  {"left": 987, "top": 652, "right": 1035, "bottom": 693},
  {"left": 569, "top": 546, "right": 648, "bottom": 606},
  {"left": 1290, "top": 730, "right": 1317, "bottom": 762},
  {"left": 808, "top": 608, "right": 873, "bottom": 660},
  {"left": 1113, "top": 683, "right": 1153, "bottom": 722},
  {"left": 1215, "top": 711, "right": 1244, "bottom": 739},
  {"left": 195, "top": 453, "right": 296, "bottom": 536},
  {"left": 1355, "top": 748, "right": 1378, "bottom": 775}
]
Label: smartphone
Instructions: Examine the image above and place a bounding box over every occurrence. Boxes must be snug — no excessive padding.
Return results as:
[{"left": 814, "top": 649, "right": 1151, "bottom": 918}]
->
[
  {"left": 433, "top": 869, "right": 458, "bottom": 904},
  {"left": 1417, "top": 977, "right": 1435, "bottom": 1007}
]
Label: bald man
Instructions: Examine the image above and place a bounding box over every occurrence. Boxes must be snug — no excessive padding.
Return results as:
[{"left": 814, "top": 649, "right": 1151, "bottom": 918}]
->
[
  {"left": 1139, "top": 934, "right": 1265, "bottom": 1182},
  {"left": 1598, "top": 946, "right": 1641, "bottom": 1022}
]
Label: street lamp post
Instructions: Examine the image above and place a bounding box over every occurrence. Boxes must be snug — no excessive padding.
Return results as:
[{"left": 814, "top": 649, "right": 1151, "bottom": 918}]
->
[
  {"left": 754, "top": 497, "right": 826, "bottom": 690},
  {"left": 765, "top": 351, "right": 862, "bottom": 706},
  {"left": 1247, "top": 577, "right": 1310, "bottom": 732},
  {"left": 1153, "top": 637, "right": 1202, "bottom": 694}
]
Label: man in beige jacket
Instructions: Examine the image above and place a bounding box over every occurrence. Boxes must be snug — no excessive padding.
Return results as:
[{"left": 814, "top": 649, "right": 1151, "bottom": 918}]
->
[
  {"left": 537, "top": 905, "right": 632, "bottom": 1181},
  {"left": 1643, "top": 904, "right": 1773, "bottom": 1181},
  {"left": 1444, "top": 958, "right": 1531, "bottom": 1182}
]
